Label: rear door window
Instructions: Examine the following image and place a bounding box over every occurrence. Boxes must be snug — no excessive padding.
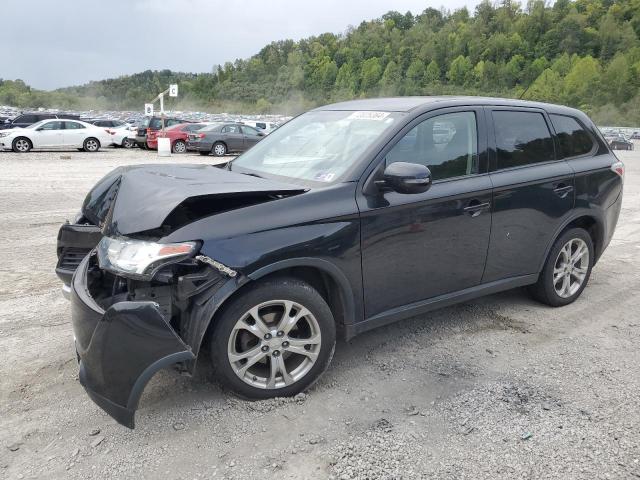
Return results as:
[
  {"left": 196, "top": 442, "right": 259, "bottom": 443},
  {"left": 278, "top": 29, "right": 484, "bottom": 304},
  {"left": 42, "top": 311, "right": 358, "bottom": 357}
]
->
[
  {"left": 550, "top": 114, "right": 594, "bottom": 158},
  {"left": 222, "top": 125, "right": 240, "bottom": 134},
  {"left": 492, "top": 111, "right": 555, "bottom": 169},
  {"left": 64, "top": 121, "right": 85, "bottom": 129}
]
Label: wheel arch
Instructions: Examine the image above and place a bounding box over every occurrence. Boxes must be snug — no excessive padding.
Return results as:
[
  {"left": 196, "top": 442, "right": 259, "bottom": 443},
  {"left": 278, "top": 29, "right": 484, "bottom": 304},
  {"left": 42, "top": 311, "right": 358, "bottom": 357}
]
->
[
  {"left": 247, "top": 258, "right": 355, "bottom": 331},
  {"left": 193, "top": 258, "right": 355, "bottom": 371},
  {"left": 538, "top": 214, "right": 604, "bottom": 272}
]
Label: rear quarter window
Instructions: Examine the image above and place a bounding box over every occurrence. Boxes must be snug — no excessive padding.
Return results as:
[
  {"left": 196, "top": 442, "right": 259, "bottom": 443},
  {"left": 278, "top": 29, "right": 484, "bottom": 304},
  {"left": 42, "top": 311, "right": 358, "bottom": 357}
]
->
[
  {"left": 550, "top": 114, "right": 594, "bottom": 158},
  {"left": 493, "top": 111, "right": 555, "bottom": 169}
]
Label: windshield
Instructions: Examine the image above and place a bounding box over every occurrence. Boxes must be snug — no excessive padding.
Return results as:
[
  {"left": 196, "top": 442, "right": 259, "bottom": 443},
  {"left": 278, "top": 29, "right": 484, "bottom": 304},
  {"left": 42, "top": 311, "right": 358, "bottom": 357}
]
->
[
  {"left": 26, "top": 120, "right": 48, "bottom": 129},
  {"left": 232, "top": 110, "right": 399, "bottom": 183}
]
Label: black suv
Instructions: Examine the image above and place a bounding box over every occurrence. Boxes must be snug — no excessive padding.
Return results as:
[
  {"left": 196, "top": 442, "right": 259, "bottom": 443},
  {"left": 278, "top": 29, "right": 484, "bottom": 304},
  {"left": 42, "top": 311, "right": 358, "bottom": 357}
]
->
[
  {"left": 57, "top": 97, "right": 623, "bottom": 428},
  {"left": 135, "top": 116, "right": 186, "bottom": 148},
  {"left": 0, "top": 112, "right": 80, "bottom": 129}
]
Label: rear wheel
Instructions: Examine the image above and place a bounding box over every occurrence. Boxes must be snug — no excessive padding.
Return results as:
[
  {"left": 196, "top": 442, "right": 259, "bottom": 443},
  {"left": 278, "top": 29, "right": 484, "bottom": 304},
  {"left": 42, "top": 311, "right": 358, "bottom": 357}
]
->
[
  {"left": 83, "top": 137, "right": 100, "bottom": 152},
  {"left": 210, "top": 278, "right": 336, "bottom": 399},
  {"left": 12, "top": 137, "right": 32, "bottom": 153},
  {"left": 528, "top": 228, "right": 593, "bottom": 307},
  {"left": 172, "top": 140, "right": 186, "bottom": 153},
  {"left": 212, "top": 142, "right": 227, "bottom": 157}
]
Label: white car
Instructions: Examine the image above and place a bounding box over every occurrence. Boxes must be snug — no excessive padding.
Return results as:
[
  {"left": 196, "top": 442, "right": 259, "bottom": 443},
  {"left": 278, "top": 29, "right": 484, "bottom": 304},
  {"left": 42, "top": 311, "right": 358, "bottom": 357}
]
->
[
  {"left": 90, "top": 119, "right": 137, "bottom": 148},
  {"left": 0, "top": 119, "right": 112, "bottom": 153}
]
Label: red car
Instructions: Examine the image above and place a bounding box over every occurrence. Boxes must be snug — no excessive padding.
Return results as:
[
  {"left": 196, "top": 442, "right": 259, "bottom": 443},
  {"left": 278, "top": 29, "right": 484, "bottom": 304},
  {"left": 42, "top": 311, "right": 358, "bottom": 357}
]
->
[{"left": 147, "top": 123, "right": 208, "bottom": 152}]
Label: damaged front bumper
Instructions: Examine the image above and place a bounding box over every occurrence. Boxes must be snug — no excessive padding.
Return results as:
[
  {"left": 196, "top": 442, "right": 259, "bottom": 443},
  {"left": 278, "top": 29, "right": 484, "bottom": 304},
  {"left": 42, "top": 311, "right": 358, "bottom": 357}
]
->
[{"left": 70, "top": 252, "right": 225, "bottom": 428}]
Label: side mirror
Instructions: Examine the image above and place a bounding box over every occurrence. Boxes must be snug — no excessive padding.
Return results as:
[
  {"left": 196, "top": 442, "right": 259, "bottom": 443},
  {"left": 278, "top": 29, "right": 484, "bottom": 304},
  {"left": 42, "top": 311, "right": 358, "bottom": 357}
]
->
[{"left": 377, "top": 162, "right": 432, "bottom": 194}]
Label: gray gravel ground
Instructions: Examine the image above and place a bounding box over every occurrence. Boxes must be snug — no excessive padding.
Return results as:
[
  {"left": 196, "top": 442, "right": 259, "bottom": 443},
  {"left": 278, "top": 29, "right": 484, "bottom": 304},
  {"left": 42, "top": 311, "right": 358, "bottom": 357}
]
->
[{"left": 0, "top": 145, "right": 639, "bottom": 480}]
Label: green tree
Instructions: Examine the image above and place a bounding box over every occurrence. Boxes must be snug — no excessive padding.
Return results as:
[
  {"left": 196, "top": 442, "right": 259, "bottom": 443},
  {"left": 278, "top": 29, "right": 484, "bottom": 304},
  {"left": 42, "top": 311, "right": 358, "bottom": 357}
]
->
[
  {"left": 424, "top": 60, "right": 441, "bottom": 84},
  {"left": 360, "top": 57, "right": 383, "bottom": 91},
  {"left": 380, "top": 60, "right": 401, "bottom": 94},
  {"left": 447, "top": 55, "right": 473, "bottom": 85}
]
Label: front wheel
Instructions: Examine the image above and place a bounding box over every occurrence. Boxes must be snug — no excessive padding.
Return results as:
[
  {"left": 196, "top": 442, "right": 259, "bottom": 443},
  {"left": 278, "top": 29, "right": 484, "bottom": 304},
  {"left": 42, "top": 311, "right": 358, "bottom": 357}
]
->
[
  {"left": 528, "top": 228, "right": 594, "bottom": 307},
  {"left": 122, "top": 137, "right": 134, "bottom": 148},
  {"left": 12, "top": 137, "right": 32, "bottom": 153},
  {"left": 212, "top": 142, "right": 227, "bottom": 157},
  {"left": 83, "top": 137, "right": 100, "bottom": 152},
  {"left": 210, "top": 278, "right": 336, "bottom": 399}
]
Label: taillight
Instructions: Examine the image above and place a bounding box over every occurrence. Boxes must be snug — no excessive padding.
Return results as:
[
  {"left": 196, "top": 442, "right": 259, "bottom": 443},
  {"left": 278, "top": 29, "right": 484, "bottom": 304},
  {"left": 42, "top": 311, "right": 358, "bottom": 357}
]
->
[
  {"left": 611, "top": 160, "right": 625, "bottom": 179},
  {"left": 146, "top": 128, "right": 151, "bottom": 135},
  {"left": 198, "top": 133, "right": 205, "bottom": 139}
]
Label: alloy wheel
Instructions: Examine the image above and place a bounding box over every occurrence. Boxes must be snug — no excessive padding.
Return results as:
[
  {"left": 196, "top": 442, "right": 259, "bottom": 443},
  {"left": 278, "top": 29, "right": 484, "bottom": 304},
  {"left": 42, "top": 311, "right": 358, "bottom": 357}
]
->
[
  {"left": 553, "top": 238, "right": 589, "bottom": 298},
  {"left": 174, "top": 141, "right": 186, "bottom": 153},
  {"left": 227, "top": 300, "right": 322, "bottom": 389},
  {"left": 214, "top": 144, "right": 226, "bottom": 156},
  {"left": 85, "top": 139, "right": 99, "bottom": 151},
  {"left": 15, "top": 139, "right": 30, "bottom": 152}
]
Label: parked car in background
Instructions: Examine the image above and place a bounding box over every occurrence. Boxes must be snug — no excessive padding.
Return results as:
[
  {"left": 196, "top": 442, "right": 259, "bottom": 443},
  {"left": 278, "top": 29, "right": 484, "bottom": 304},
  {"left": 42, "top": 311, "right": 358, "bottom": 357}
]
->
[
  {"left": 57, "top": 97, "right": 622, "bottom": 428},
  {"left": 0, "top": 112, "right": 81, "bottom": 130},
  {"left": 241, "top": 120, "right": 279, "bottom": 134},
  {"left": 187, "top": 122, "right": 265, "bottom": 156},
  {"left": 630, "top": 131, "right": 640, "bottom": 140},
  {"left": 0, "top": 119, "right": 111, "bottom": 152},
  {"left": 135, "top": 116, "right": 187, "bottom": 149},
  {"left": 607, "top": 134, "right": 634, "bottom": 150},
  {"left": 90, "top": 119, "right": 137, "bottom": 148},
  {"left": 147, "top": 123, "right": 208, "bottom": 152}
]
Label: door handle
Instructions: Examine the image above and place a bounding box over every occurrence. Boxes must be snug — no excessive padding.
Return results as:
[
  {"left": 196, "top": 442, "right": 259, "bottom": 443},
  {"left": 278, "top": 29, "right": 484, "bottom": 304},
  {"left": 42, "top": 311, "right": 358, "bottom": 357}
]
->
[
  {"left": 463, "top": 200, "right": 490, "bottom": 217},
  {"left": 553, "top": 183, "right": 573, "bottom": 198}
]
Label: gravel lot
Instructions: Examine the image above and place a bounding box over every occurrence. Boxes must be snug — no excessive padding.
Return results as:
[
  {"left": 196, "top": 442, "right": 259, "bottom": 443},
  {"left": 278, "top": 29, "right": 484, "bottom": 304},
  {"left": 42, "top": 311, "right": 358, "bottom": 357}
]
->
[{"left": 1, "top": 146, "right": 639, "bottom": 480}]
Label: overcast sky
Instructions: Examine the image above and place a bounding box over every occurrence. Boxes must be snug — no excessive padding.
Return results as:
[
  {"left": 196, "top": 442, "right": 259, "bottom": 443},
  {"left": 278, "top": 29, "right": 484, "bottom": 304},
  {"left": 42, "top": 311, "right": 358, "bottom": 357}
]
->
[{"left": 5, "top": 0, "right": 481, "bottom": 90}]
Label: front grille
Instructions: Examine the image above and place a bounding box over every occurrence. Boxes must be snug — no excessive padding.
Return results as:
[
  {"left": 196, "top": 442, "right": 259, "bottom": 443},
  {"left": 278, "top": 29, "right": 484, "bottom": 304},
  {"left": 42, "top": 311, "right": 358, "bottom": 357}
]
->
[{"left": 58, "top": 247, "right": 91, "bottom": 271}]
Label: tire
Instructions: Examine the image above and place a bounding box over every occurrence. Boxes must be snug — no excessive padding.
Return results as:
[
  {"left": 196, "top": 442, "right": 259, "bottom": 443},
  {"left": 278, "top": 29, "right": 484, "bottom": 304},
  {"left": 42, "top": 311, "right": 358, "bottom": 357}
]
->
[
  {"left": 172, "top": 140, "right": 187, "bottom": 153},
  {"left": 212, "top": 142, "right": 227, "bottom": 157},
  {"left": 210, "top": 278, "right": 336, "bottom": 399},
  {"left": 122, "top": 138, "right": 134, "bottom": 149},
  {"left": 83, "top": 137, "right": 100, "bottom": 152},
  {"left": 12, "top": 137, "right": 32, "bottom": 153},
  {"left": 527, "top": 228, "right": 594, "bottom": 307}
]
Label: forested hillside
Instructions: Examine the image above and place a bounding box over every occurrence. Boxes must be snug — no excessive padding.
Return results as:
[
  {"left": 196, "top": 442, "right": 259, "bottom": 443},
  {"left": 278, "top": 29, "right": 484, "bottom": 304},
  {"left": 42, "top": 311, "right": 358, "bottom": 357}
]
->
[{"left": 2, "top": 0, "right": 640, "bottom": 124}]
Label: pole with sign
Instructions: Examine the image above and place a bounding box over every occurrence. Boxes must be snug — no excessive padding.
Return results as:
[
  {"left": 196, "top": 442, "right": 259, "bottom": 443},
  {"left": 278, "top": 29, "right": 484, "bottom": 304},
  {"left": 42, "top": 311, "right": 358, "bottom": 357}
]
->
[{"left": 145, "top": 85, "right": 178, "bottom": 156}]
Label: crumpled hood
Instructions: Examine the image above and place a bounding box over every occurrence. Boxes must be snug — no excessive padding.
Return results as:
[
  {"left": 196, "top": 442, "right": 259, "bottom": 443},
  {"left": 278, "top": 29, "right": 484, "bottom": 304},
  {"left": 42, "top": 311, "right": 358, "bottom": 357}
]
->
[{"left": 82, "top": 164, "right": 306, "bottom": 237}]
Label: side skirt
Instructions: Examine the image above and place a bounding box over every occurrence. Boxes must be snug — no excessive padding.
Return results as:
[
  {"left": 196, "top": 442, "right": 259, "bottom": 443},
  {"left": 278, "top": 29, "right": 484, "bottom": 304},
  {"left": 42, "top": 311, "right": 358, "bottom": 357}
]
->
[{"left": 345, "top": 274, "right": 538, "bottom": 339}]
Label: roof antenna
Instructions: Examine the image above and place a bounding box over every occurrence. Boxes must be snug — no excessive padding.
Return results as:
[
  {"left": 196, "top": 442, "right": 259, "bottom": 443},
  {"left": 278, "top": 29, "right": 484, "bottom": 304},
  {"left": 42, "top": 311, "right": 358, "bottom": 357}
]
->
[{"left": 518, "top": 81, "right": 532, "bottom": 100}]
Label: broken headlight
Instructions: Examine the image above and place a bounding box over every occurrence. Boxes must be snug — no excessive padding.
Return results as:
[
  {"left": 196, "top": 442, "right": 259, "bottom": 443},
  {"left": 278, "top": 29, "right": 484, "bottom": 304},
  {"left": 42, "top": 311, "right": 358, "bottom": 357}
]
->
[{"left": 97, "top": 236, "right": 197, "bottom": 280}]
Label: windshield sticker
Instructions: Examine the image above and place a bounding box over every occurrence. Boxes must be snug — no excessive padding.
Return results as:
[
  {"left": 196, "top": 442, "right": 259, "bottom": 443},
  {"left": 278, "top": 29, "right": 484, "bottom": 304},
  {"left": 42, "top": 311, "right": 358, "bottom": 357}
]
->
[
  {"left": 347, "top": 111, "right": 390, "bottom": 121},
  {"left": 313, "top": 172, "right": 336, "bottom": 182}
]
